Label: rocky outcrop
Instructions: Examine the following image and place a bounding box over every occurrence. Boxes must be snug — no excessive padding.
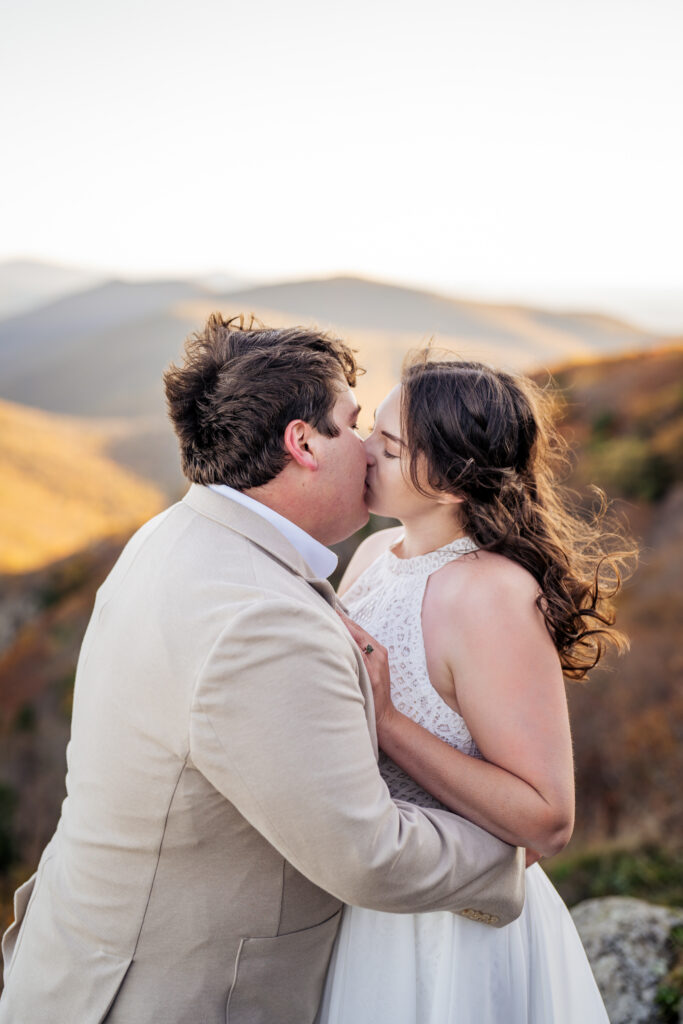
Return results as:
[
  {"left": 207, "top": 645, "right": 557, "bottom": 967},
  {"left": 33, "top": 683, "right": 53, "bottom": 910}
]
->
[{"left": 571, "top": 896, "right": 683, "bottom": 1023}]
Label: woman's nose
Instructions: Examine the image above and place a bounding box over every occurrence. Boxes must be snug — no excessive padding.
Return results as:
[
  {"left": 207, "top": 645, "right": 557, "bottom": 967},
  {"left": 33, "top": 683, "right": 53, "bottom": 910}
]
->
[{"left": 363, "top": 436, "right": 376, "bottom": 465}]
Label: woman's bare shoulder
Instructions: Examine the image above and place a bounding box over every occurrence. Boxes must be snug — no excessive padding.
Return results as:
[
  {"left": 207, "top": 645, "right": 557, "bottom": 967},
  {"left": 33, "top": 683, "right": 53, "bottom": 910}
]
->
[
  {"left": 338, "top": 526, "right": 403, "bottom": 596},
  {"left": 429, "top": 548, "right": 542, "bottom": 615},
  {"left": 425, "top": 550, "right": 556, "bottom": 690}
]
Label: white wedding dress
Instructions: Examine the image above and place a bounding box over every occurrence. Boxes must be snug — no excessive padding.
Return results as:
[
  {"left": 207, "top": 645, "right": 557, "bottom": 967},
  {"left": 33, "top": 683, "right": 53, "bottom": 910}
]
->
[{"left": 317, "top": 537, "right": 609, "bottom": 1024}]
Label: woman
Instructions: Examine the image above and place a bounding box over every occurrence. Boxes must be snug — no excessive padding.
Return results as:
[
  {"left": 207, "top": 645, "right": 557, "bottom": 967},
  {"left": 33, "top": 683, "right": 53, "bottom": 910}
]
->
[{"left": 318, "top": 356, "right": 634, "bottom": 1024}]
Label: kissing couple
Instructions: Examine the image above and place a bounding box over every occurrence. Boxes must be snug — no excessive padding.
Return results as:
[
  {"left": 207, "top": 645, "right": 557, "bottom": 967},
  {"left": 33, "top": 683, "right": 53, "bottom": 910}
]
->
[{"left": 0, "top": 315, "right": 621, "bottom": 1022}]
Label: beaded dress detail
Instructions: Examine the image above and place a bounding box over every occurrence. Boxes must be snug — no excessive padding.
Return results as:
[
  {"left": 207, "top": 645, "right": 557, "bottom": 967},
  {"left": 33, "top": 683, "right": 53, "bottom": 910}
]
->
[{"left": 342, "top": 536, "right": 480, "bottom": 811}]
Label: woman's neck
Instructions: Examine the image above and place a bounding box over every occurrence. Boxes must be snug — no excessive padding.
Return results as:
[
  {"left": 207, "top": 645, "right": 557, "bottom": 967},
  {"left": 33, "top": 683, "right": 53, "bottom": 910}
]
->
[{"left": 393, "top": 508, "right": 468, "bottom": 560}]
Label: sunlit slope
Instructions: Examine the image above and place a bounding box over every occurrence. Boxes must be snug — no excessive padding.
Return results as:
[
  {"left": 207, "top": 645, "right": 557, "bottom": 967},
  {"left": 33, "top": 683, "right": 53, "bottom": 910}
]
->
[
  {"left": 0, "top": 399, "right": 164, "bottom": 572},
  {"left": 535, "top": 346, "right": 683, "bottom": 846}
]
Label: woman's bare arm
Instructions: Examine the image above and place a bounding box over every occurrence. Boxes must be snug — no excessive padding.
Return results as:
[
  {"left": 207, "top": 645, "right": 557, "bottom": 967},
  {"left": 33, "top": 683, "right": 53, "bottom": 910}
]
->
[{"left": 347, "top": 559, "right": 575, "bottom": 857}]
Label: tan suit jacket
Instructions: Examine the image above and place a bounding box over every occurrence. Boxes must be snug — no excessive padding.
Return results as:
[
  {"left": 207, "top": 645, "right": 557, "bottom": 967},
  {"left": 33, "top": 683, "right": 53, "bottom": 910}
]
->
[{"left": 0, "top": 485, "right": 524, "bottom": 1024}]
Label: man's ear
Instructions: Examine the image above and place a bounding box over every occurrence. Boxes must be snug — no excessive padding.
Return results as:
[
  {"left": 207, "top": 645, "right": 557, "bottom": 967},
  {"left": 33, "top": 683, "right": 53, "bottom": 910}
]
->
[{"left": 283, "top": 420, "right": 319, "bottom": 471}]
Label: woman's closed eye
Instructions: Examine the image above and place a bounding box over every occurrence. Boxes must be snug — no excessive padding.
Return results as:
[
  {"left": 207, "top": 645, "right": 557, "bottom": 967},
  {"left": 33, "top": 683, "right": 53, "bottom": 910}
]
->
[{"left": 383, "top": 450, "right": 400, "bottom": 460}]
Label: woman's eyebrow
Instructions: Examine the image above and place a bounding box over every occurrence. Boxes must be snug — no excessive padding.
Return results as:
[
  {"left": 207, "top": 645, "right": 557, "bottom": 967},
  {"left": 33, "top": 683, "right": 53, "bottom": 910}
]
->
[{"left": 381, "top": 430, "right": 406, "bottom": 447}]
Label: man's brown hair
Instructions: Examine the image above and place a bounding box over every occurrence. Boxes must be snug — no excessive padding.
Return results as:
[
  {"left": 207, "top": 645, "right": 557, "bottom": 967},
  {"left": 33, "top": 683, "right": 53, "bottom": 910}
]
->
[{"left": 164, "top": 314, "right": 359, "bottom": 488}]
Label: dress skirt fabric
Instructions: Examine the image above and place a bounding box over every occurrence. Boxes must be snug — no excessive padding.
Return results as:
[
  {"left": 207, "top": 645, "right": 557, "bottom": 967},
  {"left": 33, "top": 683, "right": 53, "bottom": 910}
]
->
[{"left": 317, "top": 864, "right": 608, "bottom": 1024}]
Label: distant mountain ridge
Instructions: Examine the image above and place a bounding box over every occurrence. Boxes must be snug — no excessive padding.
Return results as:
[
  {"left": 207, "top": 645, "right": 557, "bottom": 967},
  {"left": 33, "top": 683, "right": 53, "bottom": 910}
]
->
[
  {"left": 0, "top": 259, "right": 104, "bottom": 320},
  {"left": 0, "top": 272, "right": 664, "bottom": 424},
  {"left": 0, "top": 278, "right": 207, "bottom": 388},
  {"left": 217, "top": 274, "right": 645, "bottom": 344},
  {"left": 0, "top": 260, "right": 244, "bottom": 323}
]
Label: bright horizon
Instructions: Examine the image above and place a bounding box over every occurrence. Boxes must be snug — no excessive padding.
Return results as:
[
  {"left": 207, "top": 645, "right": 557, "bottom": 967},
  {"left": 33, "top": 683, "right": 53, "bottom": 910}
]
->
[{"left": 2, "top": 0, "right": 682, "bottom": 327}]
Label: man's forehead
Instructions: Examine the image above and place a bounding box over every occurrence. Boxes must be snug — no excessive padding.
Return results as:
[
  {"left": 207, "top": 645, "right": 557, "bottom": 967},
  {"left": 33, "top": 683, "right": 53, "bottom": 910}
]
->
[{"left": 335, "top": 386, "right": 360, "bottom": 415}]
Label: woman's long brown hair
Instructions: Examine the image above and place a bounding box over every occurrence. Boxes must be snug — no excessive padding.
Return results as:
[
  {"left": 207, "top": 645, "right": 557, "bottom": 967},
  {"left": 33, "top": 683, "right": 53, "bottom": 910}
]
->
[{"left": 400, "top": 354, "right": 637, "bottom": 680}]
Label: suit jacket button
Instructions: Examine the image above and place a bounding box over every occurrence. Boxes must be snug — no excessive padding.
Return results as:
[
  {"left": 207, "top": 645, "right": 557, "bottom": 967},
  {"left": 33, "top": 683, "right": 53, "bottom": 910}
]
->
[{"left": 461, "top": 908, "right": 498, "bottom": 924}]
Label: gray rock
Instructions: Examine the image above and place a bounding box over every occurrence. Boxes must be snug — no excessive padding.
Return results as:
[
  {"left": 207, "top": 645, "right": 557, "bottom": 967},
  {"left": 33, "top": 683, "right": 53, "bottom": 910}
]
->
[{"left": 571, "top": 896, "right": 683, "bottom": 1024}]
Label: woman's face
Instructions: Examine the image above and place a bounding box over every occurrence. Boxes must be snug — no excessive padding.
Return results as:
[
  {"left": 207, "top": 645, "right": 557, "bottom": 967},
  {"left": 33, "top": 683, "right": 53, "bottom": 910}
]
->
[{"left": 364, "top": 385, "right": 438, "bottom": 520}]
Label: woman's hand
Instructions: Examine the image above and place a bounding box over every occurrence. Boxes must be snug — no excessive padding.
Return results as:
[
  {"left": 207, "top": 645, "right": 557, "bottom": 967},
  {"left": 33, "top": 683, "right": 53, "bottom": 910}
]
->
[{"left": 337, "top": 610, "right": 397, "bottom": 736}]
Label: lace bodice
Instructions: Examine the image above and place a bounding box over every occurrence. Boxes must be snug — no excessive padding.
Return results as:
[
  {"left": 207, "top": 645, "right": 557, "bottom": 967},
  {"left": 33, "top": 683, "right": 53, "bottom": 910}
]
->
[{"left": 344, "top": 534, "right": 482, "bottom": 810}]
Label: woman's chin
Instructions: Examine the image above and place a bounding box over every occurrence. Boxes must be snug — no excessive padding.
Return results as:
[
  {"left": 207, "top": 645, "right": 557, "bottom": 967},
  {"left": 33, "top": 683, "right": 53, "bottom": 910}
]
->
[{"left": 365, "top": 491, "right": 392, "bottom": 519}]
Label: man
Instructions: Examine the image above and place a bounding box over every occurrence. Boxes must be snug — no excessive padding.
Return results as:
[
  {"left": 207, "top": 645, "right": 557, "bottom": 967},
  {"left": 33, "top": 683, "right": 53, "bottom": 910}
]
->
[{"left": 0, "top": 315, "right": 524, "bottom": 1024}]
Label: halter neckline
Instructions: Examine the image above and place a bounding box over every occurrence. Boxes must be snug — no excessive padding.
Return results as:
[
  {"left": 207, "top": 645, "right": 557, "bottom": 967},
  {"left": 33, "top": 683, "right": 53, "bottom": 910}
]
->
[{"left": 385, "top": 535, "right": 478, "bottom": 575}]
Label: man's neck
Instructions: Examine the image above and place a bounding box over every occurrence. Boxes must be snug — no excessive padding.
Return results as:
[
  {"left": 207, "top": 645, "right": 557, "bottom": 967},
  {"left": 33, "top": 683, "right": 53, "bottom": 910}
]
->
[
  {"left": 242, "top": 484, "right": 315, "bottom": 538},
  {"left": 208, "top": 484, "right": 338, "bottom": 579},
  {"left": 243, "top": 477, "right": 334, "bottom": 545}
]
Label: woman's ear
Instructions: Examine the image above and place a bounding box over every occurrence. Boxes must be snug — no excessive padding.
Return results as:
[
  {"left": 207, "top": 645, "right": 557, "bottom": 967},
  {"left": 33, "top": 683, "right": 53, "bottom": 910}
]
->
[
  {"left": 283, "top": 420, "right": 318, "bottom": 471},
  {"left": 435, "top": 490, "right": 465, "bottom": 507}
]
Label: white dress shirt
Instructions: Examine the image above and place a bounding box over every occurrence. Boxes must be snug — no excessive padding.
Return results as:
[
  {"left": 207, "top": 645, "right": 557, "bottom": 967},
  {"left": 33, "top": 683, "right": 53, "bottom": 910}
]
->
[{"left": 208, "top": 483, "right": 338, "bottom": 579}]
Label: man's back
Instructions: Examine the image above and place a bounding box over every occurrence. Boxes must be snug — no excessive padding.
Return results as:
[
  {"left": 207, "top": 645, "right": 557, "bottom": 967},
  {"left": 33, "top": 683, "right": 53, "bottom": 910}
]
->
[{"left": 1, "top": 493, "right": 346, "bottom": 1023}]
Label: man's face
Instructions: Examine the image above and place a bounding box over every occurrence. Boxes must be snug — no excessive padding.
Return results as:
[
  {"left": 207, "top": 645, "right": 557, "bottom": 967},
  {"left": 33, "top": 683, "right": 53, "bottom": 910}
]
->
[{"left": 311, "top": 385, "right": 370, "bottom": 545}]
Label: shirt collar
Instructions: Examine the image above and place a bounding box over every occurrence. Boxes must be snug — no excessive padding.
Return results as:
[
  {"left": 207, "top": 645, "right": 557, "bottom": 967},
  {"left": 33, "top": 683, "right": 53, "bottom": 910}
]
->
[{"left": 208, "top": 484, "right": 338, "bottom": 579}]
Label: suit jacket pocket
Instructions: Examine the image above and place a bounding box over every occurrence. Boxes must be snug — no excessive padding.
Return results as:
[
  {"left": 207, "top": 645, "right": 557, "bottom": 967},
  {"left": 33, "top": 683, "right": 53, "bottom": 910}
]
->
[
  {"left": 0, "top": 946, "right": 132, "bottom": 1024},
  {"left": 1, "top": 839, "right": 57, "bottom": 979},
  {"left": 0, "top": 870, "right": 37, "bottom": 973},
  {"left": 226, "top": 908, "right": 342, "bottom": 1024}
]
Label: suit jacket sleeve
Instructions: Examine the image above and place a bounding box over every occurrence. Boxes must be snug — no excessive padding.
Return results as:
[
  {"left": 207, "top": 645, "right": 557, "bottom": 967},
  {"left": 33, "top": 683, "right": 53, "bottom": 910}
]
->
[{"left": 189, "top": 595, "right": 525, "bottom": 924}]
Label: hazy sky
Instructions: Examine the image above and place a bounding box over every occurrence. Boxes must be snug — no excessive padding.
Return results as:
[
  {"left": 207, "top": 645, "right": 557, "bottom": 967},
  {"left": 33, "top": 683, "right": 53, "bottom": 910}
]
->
[{"left": 2, "top": 0, "right": 682, "bottom": 303}]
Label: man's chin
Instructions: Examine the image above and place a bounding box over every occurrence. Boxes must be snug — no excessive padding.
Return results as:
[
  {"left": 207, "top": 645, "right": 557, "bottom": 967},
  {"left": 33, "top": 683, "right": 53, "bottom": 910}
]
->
[{"left": 330, "top": 504, "right": 370, "bottom": 545}]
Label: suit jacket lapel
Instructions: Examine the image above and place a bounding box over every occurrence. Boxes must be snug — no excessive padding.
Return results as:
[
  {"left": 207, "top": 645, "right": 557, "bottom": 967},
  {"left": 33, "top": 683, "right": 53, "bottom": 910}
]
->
[
  {"left": 183, "top": 484, "right": 315, "bottom": 579},
  {"left": 182, "top": 485, "right": 341, "bottom": 611},
  {"left": 182, "top": 485, "right": 379, "bottom": 756}
]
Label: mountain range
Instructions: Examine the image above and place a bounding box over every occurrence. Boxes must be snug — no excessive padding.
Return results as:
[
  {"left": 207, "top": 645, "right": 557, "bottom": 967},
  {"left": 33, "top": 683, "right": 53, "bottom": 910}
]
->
[
  {"left": 1, "top": 262, "right": 676, "bottom": 557},
  {"left": 0, "top": 269, "right": 664, "bottom": 421},
  {"left": 0, "top": 260, "right": 104, "bottom": 320}
]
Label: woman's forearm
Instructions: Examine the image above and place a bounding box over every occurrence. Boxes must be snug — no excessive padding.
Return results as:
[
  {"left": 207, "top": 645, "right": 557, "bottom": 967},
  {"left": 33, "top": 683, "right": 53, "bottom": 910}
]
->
[{"left": 380, "top": 711, "right": 573, "bottom": 857}]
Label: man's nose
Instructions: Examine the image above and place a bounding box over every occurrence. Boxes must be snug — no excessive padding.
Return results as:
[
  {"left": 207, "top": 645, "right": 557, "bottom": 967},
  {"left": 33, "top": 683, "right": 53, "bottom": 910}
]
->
[{"left": 362, "top": 437, "right": 375, "bottom": 465}]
